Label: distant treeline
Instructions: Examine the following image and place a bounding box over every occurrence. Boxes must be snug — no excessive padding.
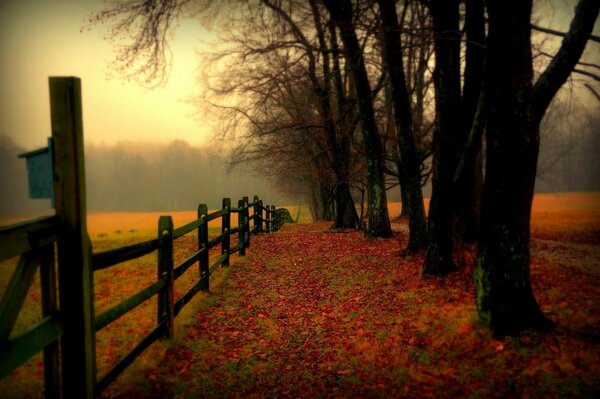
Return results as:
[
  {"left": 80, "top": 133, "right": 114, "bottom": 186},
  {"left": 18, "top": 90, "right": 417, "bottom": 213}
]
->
[
  {"left": 1, "top": 122, "right": 597, "bottom": 219},
  {"left": 0, "top": 137, "right": 286, "bottom": 218},
  {"left": 535, "top": 97, "right": 600, "bottom": 193}
]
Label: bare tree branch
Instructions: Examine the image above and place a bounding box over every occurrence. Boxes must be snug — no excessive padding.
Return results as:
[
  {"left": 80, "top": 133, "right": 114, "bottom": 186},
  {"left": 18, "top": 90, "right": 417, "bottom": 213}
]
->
[{"left": 532, "top": 23, "right": 600, "bottom": 44}]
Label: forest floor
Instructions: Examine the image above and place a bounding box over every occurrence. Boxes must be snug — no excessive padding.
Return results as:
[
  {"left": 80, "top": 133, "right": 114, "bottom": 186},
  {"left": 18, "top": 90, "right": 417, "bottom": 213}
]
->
[{"left": 1, "top": 193, "right": 599, "bottom": 398}]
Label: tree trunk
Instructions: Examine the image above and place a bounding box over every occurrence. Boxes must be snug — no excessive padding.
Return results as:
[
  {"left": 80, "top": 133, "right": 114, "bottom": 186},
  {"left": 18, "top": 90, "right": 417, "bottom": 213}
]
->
[
  {"left": 320, "top": 182, "right": 334, "bottom": 221},
  {"left": 475, "top": 0, "right": 598, "bottom": 336},
  {"left": 324, "top": 0, "right": 393, "bottom": 237},
  {"left": 399, "top": 178, "right": 409, "bottom": 218},
  {"left": 310, "top": 0, "right": 359, "bottom": 229},
  {"left": 264, "top": 0, "right": 359, "bottom": 229},
  {"left": 378, "top": 0, "right": 428, "bottom": 252},
  {"left": 454, "top": 0, "right": 485, "bottom": 243},
  {"left": 423, "top": 0, "right": 461, "bottom": 275}
]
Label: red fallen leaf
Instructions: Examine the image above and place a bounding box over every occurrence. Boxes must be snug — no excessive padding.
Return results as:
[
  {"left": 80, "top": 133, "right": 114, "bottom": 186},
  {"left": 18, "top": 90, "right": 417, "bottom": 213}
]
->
[
  {"left": 258, "top": 311, "right": 268, "bottom": 318},
  {"left": 458, "top": 322, "right": 474, "bottom": 334},
  {"left": 494, "top": 341, "right": 505, "bottom": 351}
]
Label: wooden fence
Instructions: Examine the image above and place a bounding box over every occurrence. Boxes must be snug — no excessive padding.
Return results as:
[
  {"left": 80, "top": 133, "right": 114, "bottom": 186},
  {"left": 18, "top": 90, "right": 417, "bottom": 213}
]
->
[
  {"left": 0, "top": 77, "right": 281, "bottom": 398},
  {"left": 91, "top": 196, "right": 279, "bottom": 394}
]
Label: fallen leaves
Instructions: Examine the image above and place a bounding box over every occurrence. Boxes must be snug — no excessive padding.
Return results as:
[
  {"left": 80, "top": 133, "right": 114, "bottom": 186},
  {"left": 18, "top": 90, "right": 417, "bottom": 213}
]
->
[
  {"left": 128, "top": 217, "right": 600, "bottom": 398},
  {"left": 1, "top": 194, "right": 599, "bottom": 398}
]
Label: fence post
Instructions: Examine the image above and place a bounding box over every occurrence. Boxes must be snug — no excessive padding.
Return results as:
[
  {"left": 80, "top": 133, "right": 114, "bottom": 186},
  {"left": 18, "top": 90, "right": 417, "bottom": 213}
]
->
[
  {"left": 237, "top": 199, "right": 246, "bottom": 256},
  {"left": 157, "top": 216, "right": 174, "bottom": 339},
  {"left": 243, "top": 196, "right": 250, "bottom": 247},
  {"left": 222, "top": 198, "right": 231, "bottom": 267},
  {"left": 40, "top": 243, "right": 59, "bottom": 399},
  {"left": 258, "top": 199, "right": 264, "bottom": 234},
  {"left": 253, "top": 195, "right": 260, "bottom": 236},
  {"left": 198, "top": 204, "right": 209, "bottom": 291},
  {"left": 265, "top": 205, "right": 271, "bottom": 233},
  {"left": 50, "top": 77, "right": 96, "bottom": 398},
  {"left": 272, "top": 205, "right": 278, "bottom": 231}
]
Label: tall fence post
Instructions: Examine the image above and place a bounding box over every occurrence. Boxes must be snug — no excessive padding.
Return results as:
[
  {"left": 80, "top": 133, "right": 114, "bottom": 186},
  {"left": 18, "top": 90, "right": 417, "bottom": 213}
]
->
[
  {"left": 157, "top": 216, "right": 174, "bottom": 339},
  {"left": 198, "top": 204, "right": 209, "bottom": 291},
  {"left": 237, "top": 199, "right": 246, "bottom": 256},
  {"left": 258, "top": 199, "right": 264, "bottom": 234},
  {"left": 265, "top": 205, "right": 271, "bottom": 233},
  {"left": 272, "top": 205, "right": 278, "bottom": 231},
  {"left": 243, "top": 196, "right": 250, "bottom": 247},
  {"left": 50, "top": 76, "right": 96, "bottom": 398},
  {"left": 222, "top": 198, "right": 231, "bottom": 266}
]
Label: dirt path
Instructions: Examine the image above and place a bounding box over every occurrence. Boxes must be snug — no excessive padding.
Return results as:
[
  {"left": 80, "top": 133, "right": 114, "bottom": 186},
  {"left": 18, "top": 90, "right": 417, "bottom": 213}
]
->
[{"left": 112, "top": 222, "right": 599, "bottom": 398}]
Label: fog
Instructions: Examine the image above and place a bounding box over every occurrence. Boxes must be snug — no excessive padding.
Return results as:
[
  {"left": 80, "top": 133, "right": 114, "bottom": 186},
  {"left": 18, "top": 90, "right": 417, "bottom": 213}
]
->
[
  {"left": 1, "top": 101, "right": 598, "bottom": 221},
  {"left": 0, "top": 137, "right": 288, "bottom": 219},
  {"left": 536, "top": 96, "right": 600, "bottom": 193}
]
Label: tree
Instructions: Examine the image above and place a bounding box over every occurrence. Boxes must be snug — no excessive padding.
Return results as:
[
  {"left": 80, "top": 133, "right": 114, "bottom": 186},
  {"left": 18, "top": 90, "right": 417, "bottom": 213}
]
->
[
  {"left": 377, "top": 0, "right": 428, "bottom": 252},
  {"left": 423, "top": 0, "right": 462, "bottom": 275},
  {"left": 475, "top": 0, "right": 599, "bottom": 336},
  {"left": 323, "top": 0, "right": 393, "bottom": 237},
  {"left": 452, "top": 0, "right": 485, "bottom": 243}
]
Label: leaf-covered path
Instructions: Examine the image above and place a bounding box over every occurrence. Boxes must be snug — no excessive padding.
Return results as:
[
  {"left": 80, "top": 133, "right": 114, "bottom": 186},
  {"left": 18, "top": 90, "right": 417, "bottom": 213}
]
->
[{"left": 124, "top": 221, "right": 598, "bottom": 398}]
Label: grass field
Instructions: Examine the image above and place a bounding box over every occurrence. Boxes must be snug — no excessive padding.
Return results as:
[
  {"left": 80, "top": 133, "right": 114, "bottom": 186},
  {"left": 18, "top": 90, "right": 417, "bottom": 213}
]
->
[{"left": 0, "top": 193, "right": 598, "bottom": 397}]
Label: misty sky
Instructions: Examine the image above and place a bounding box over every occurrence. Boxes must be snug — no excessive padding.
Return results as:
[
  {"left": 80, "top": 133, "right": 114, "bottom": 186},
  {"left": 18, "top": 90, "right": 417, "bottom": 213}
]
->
[
  {"left": 0, "top": 0, "right": 211, "bottom": 151},
  {"left": 0, "top": 0, "right": 597, "bottom": 152}
]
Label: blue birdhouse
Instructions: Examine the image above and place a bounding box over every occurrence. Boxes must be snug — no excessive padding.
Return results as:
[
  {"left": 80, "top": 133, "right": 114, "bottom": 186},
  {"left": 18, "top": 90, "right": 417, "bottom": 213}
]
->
[{"left": 18, "top": 138, "right": 55, "bottom": 207}]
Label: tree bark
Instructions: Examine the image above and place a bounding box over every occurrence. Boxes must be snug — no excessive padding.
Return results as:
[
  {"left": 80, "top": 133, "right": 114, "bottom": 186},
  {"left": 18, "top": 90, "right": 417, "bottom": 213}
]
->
[
  {"left": 377, "top": 0, "right": 428, "bottom": 252},
  {"left": 475, "top": 0, "right": 598, "bottom": 336},
  {"left": 454, "top": 0, "right": 485, "bottom": 243},
  {"left": 323, "top": 0, "right": 393, "bottom": 237},
  {"left": 423, "top": 0, "right": 461, "bottom": 275},
  {"left": 310, "top": 0, "right": 359, "bottom": 229}
]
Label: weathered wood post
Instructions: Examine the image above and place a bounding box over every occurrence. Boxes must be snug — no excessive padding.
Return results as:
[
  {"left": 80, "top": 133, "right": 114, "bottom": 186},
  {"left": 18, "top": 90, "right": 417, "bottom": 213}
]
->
[
  {"left": 222, "top": 198, "right": 231, "bottom": 266},
  {"left": 258, "top": 199, "right": 264, "bottom": 234},
  {"left": 157, "top": 216, "right": 174, "bottom": 339},
  {"left": 238, "top": 199, "right": 246, "bottom": 256},
  {"left": 243, "top": 196, "right": 250, "bottom": 247},
  {"left": 50, "top": 77, "right": 96, "bottom": 398},
  {"left": 272, "top": 205, "right": 278, "bottom": 231},
  {"left": 198, "top": 204, "right": 209, "bottom": 291},
  {"left": 265, "top": 205, "right": 271, "bottom": 233},
  {"left": 40, "top": 243, "right": 59, "bottom": 399},
  {"left": 253, "top": 195, "right": 260, "bottom": 236}
]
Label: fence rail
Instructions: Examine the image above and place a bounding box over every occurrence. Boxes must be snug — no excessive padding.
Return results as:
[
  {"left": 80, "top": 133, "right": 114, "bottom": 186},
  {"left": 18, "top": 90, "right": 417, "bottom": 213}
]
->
[
  {"left": 0, "top": 217, "right": 61, "bottom": 396},
  {"left": 90, "top": 196, "right": 280, "bottom": 394},
  {"left": 0, "top": 77, "right": 285, "bottom": 398},
  {"left": 0, "top": 195, "right": 280, "bottom": 396}
]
